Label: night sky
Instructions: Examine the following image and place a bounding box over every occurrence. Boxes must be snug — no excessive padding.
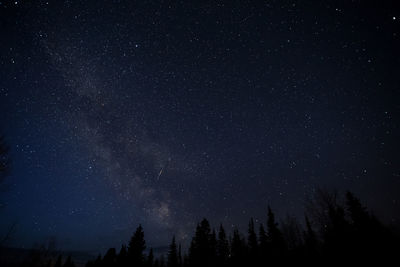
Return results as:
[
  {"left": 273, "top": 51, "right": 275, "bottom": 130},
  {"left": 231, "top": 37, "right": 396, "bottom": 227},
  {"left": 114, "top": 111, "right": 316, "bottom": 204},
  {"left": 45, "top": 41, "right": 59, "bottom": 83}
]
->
[{"left": 1, "top": 0, "right": 399, "bottom": 253}]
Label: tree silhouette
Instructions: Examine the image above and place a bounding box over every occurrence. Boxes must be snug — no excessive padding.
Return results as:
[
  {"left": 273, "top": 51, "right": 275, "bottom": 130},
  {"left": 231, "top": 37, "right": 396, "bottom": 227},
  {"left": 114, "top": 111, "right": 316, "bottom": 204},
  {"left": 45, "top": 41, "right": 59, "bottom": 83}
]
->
[
  {"left": 167, "top": 236, "right": 178, "bottom": 267},
  {"left": 247, "top": 218, "right": 258, "bottom": 266},
  {"left": 188, "top": 218, "right": 215, "bottom": 267},
  {"left": 258, "top": 223, "right": 268, "bottom": 265},
  {"left": 344, "top": 191, "right": 399, "bottom": 263},
  {"left": 229, "top": 228, "right": 246, "bottom": 267},
  {"left": 116, "top": 245, "right": 128, "bottom": 267},
  {"left": 266, "top": 206, "right": 287, "bottom": 264},
  {"left": 216, "top": 224, "right": 229, "bottom": 267},
  {"left": 281, "top": 216, "right": 304, "bottom": 265},
  {"left": 209, "top": 229, "right": 217, "bottom": 266},
  {"left": 322, "top": 202, "right": 352, "bottom": 261},
  {"left": 147, "top": 248, "right": 154, "bottom": 267},
  {"left": 81, "top": 191, "right": 399, "bottom": 267},
  {"left": 103, "top": 248, "right": 117, "bottom": 266},
  {"left": 128, "top": 225, "right": 146, "bottom": 266},
  {"left": 178, "top": 243, "right": 182, "bottom": 267}
]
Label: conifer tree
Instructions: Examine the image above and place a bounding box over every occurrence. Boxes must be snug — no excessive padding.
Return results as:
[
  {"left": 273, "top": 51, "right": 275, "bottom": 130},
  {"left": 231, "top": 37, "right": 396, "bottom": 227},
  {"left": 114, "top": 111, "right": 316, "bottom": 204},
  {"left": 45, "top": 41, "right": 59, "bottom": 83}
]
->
[
  {"left": 147, "top": 248, "right": 154, "bottom": 267},
  {"left": 217, "top": 224, "right": 229, "bottom": 266},
  {"left": 117, "top": 245, "right": 128, "bottom": 267},
  {"left": 178, "top": 243, "right": 182, "bottom": 267},
  {"left": 267, "top": 206, "right": 286, "bottom": 262},
  {"left": 210, "top": 229, "right": 217, "bottom": 265},
  {"left": 103, "top": 248, "right": 117, "bottom": 266},
  {"left": 167, "top": 236, "right": 178, "bottom": 267},
  {"left": 230, "top": 228, "right": 246, "bottom": 267},
  {"left": 248, "top": 218, "right": 258, "bottom": 255},
  {"left": 128, "top": 225, "right": 146, "bottom": 266},
  {"left": 258, "top": 223, "right": 268, "bottom": 250},
  {"left": 188, "top": 218, "right": 213, "bottom": 267}
]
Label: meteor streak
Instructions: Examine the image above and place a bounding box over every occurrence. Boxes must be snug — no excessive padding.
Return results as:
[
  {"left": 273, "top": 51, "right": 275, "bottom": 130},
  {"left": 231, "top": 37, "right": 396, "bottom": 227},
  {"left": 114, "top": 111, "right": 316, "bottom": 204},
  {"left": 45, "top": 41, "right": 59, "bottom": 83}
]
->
[
  {"left": 157, "top": 167, "right": 164, "bottom": 180},
  {"left": 157, "top": 159, "right": 170, "bottom": 180}
]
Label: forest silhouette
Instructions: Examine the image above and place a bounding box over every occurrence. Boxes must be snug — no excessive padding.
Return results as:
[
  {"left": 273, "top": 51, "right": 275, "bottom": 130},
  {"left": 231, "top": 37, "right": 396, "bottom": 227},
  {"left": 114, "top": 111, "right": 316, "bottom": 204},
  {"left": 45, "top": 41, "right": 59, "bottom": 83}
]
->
[{"left": 81, "top": 190, "right": 398, "bottom": 267}]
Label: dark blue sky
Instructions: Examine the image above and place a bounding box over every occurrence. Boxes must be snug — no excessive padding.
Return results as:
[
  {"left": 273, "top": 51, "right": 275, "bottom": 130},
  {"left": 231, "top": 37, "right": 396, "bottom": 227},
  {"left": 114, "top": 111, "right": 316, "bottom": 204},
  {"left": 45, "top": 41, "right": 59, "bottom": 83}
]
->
[{"left": 0, "top": 0, "right": 399, "bottom": 253}]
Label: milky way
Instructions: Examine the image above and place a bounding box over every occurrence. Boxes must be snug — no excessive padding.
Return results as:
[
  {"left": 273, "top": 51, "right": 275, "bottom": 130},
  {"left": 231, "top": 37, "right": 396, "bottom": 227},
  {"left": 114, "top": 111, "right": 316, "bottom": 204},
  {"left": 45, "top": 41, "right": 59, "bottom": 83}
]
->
[{"left": 42, "top": 38, "right": 206, "bottom": 242}]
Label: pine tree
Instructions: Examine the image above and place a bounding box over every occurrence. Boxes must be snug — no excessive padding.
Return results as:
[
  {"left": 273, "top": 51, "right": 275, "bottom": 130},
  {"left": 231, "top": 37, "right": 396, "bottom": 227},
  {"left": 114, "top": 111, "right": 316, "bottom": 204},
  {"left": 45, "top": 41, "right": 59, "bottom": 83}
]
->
[
  {"left": 248, "top": 218, "right": 258, "bottom": 255},
  {"left": 147, "top": 248, "right": 154, "bottom": 267},
  {"left": 178, "top": 243, "right": 182, "bottom": 267},
  {"left": 217, "top": 224, "right": 229, "bottom": 266},
  {"left": 117, "top": 245, "right": 128, "bottom": 267},
  {"left": 267, "top": 206, "right": 286, "bottom": 262},
  {"left": 167, "top": 236, "right": 178, "bottom": 267},
  {"left": 248, "top": 218, "right": 258, "bottom": 265},
  {"left": 258, "top": 223, "right": 268, "bottom": 265},
  {"left": 103, "top": 248, "right": 116, "bottom": 266},
  {"left": 258, "top": 223, "right": 267, "bottom": 250},
  {"left": 230, "top": 228, "right": 246, "bottom": 267},
  {"left": 128, "top": 225, "right": 146, "bottom": 266},
  {"left": 188, "top": 218, "right": 213, "bottom": 267},
  {"left": 210, "top": 229, "right": 217, "bottom": 265}
]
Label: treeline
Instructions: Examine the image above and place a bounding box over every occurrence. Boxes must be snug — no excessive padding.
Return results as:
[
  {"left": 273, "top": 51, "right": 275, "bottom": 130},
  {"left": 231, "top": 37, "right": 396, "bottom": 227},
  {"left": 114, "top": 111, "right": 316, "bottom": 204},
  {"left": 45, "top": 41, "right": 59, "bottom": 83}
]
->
[{"left": 86, "top": 191, "right": 399, "bottom": 267}]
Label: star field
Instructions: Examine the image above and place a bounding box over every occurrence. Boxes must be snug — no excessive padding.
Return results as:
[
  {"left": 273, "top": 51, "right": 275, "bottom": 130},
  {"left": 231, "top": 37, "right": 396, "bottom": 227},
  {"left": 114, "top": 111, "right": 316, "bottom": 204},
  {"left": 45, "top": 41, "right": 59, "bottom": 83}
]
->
[{"left": 0, "top": 0, "right": 399, "bottom": 252}]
